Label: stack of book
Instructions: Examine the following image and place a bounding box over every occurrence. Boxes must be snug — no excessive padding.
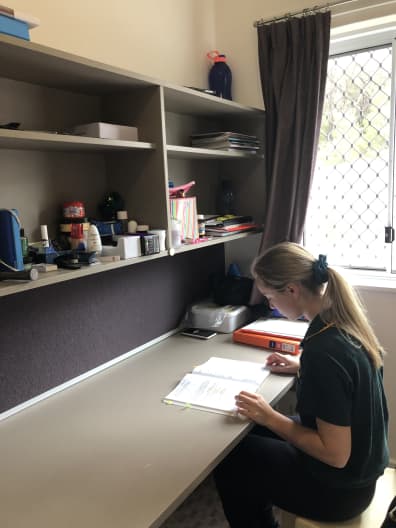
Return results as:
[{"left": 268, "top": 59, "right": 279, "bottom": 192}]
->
[
  {"left": 0, "top": 4, "right": 40, "bottom": 41},
  {"left": 191, "top": 132, "right": 260, "bottom": 153},
  {"left": 204, "top": 214, "right": 259, "bottom": 237}
]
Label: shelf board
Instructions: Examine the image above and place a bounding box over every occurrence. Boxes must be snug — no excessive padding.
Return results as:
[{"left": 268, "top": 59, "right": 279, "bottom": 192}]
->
[
  {"left": 0, "top": 34, "right": 157, "bottom": 94},
  {"left": 166, "top": 145, "right": 263, "bottom": 160},
  {"left": 163, "top": 85, "right": 265, "bottom": 116},
  {"left": 0, "top": 129, "right": 155, "bottom": 152},
  {"left": 0, "top": 252, "right": 168, "bottom": 298},
  {"left": 172, "top": 230, "right": 262, "bottom": 254},
  {"left": 0, "top": 231, "right": 262, "bottom": 297}
]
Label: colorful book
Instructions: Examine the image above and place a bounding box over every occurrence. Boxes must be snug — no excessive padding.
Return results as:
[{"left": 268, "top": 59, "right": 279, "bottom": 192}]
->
[{"left": 205, "top": 223, "right": 259, "bottom": 236}]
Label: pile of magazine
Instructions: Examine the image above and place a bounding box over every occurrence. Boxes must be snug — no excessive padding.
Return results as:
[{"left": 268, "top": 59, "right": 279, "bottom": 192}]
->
[
  {"left": 191, "top": 131, "right": 260, "bottom": 153},
  {"left": 204, "top": 214, "right": 259, "bottom": 237}
]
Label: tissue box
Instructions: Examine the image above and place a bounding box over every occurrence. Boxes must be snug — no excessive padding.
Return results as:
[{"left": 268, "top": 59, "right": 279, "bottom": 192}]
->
[
  {"left": 101, "top": 236, "right": 141, "bottom": 259},
  {"left": 71, "top": 122, "right": 138, "bottom": 141},
  {"left": 185, "top": 301, "right": 251, "bottom": 333}
]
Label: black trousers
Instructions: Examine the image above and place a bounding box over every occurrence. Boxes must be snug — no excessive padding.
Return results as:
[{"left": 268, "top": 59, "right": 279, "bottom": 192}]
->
[{"left": 214, "top": 424, "right": 376, "bottom": 528}]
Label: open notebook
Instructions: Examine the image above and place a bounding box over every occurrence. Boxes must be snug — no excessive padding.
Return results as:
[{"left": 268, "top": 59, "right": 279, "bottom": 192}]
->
[{"left": 163, "top": 356, "right": 270, "bottom": 415}]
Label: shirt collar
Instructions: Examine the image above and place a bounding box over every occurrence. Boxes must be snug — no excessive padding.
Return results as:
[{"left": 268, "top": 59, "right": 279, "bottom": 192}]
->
[{"left": 301, "top": 314, "right": 326, "bottom": 345}]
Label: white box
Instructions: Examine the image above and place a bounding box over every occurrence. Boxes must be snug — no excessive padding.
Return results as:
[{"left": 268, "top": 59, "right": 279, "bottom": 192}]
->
[
  {"left": 102, "top": 236, "right": 141, "bottom": 259},
  {"left": 71, "top": 122, "right": 138, "bottom": 141},
  {"left": 185, "top": 301, "right": 252, "bottom": 333}
]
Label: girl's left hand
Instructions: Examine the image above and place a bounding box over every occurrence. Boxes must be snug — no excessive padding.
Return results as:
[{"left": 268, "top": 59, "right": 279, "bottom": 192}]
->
[{"left": 235, "top": 390, "right": 274, "bottom": 426}]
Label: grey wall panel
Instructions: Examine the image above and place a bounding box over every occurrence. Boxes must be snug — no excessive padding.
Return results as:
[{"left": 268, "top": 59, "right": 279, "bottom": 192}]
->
[{"left": 0, "top": 246, "right": 224, "bottom": 412}]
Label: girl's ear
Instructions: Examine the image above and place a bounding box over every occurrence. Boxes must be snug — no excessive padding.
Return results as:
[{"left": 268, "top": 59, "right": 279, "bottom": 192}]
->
[{"left": 286, "top": 283, "right": 299, "bottom": 296}]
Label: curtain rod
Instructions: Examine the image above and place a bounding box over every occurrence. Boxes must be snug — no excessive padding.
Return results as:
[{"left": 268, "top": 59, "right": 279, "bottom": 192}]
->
[{"left": 253, "top": 0, "right": 357, "bottom": 28}]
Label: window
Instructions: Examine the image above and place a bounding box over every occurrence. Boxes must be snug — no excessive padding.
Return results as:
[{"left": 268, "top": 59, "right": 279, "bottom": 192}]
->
[{"left": 304, "top": 26, "right": 396, "bottom": 272}]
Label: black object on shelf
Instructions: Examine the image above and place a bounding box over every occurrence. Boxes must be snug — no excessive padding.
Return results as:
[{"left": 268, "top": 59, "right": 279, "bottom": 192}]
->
[
  {"left": 0, "top": 269, "right": 38, "bottom": 281},
  {"left": 216, "top": 180, "right": 235, "bottom": 215},
  {"left": 98, "top": 192, "right": 125, "bottom": 221}
]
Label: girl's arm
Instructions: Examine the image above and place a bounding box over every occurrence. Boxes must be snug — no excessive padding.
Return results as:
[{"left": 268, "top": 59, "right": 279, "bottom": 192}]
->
[{"left": 236, "top": 391, "right": 351, "bottom": 468}]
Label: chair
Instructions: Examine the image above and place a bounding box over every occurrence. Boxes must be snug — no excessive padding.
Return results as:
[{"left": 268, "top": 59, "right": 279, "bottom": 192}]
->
[{"left": 279, "top": 467, "right": 396, "bottom": 528}]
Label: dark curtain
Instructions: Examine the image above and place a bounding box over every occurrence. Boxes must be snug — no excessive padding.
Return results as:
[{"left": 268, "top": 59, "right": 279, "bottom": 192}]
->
[{"left": 250, "top": 11, "right": 331, "bottom": 304}]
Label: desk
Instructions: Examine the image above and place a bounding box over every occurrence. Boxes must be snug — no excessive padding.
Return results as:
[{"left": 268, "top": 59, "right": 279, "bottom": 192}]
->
[{"left": 0, "top": 333, "right": 295, "bottom": 528}]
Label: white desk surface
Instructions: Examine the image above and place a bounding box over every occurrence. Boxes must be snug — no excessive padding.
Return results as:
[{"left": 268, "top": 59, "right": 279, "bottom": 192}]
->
[{"left": 0, "top": 333, "right": 295, "bottom": 528}]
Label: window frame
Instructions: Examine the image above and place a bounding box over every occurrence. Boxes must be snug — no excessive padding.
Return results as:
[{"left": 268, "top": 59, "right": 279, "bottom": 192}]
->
[{"left": 305, "top": 21, "right": 396, "bottom": 280}]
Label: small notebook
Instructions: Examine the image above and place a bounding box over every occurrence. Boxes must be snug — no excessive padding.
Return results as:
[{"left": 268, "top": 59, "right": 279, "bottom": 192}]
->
[{"left": 163, "top": 356, "right": 270, "bottom": 415}]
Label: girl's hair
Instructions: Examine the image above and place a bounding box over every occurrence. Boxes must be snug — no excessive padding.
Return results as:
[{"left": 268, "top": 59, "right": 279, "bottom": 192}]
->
[{"left": 252, "top": 242, "right": 383, "bottom": 368}]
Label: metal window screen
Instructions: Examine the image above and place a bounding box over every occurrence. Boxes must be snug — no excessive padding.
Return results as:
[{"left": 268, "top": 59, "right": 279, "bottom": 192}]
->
[{"left": 305, "top": 45, "right": 392, "bottom": 269}]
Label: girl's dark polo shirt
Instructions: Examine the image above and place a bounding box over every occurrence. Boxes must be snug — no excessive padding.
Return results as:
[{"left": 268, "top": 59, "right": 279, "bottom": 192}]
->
[{"left": 296, "top": 315, "right": 389, "bottom": 488}]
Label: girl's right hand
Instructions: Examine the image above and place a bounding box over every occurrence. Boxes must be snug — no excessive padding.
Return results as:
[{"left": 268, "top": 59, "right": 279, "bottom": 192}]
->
[{"left": 266, "top": 353, "right": 300, "bottom": 374}]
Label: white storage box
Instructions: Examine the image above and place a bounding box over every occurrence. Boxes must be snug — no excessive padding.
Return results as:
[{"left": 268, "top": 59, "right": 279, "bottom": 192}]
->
[
  {"left": 101, "top": 236, "right": 141, "bottom": 259},
  {"left": 185, "top": 301, "right": 251, "bottom": 333},
  {"left": 71, "top": 122, "right": 138, "bottom": 141}
]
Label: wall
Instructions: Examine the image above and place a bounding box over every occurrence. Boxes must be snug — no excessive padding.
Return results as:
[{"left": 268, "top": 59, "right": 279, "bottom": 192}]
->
[
  {"left": 5, "top": 0, "right": 216, "bottom": 89},
  {"left": 0, "top": 246, "right": 225, "bottom": 413},
  {"left": 213, "top": 0, "right": 396, "bottom": 108}
]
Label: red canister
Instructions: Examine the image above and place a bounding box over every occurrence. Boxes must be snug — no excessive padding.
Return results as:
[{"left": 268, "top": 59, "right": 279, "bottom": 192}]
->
[{"left": 63, "top": 201, "right": 85, "bottom": 219}]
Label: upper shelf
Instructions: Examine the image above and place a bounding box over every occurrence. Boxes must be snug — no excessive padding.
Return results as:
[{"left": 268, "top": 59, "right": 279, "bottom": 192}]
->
[
  {"left": 163, "top": 85, "right": 265, "bottom": 117},
  {"left": 0, "top": 251, "right": 168, "bottom": 298},
  {"left": 172, "top": 230, "right": 262, "bottom": 255},
  {"left": 0, "top": 129, "right": 156, "bottom": 152},
  {"left": 0, "top": 35, "right": 265, "bottom": 121},
  {"left": 0, "top": 34, "right": 155, "bottom": 94},
  {"left": 166, "top": 145, "right": 264, "bottom": 160}
]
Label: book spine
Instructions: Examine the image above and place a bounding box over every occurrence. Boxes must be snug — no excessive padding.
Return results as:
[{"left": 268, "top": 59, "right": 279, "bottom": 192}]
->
[
  {"left": 233, "top": 331, "right": 301, "bottom": 355},
  {"left": 0, "top": 14, "right": 30, "bottom": 40},
  {"left": 206, "top": 223, "right": 258, "bottom": 233}
]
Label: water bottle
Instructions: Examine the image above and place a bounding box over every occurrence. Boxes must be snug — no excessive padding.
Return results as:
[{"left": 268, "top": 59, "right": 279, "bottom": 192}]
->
[{"left": 207, "top": 50, "right": 232, "bottom": 100}]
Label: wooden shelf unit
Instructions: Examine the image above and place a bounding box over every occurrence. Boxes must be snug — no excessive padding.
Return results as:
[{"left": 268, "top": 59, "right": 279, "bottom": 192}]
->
[{"left": 0, "top": 34, "right": 265, "bottom": 297}]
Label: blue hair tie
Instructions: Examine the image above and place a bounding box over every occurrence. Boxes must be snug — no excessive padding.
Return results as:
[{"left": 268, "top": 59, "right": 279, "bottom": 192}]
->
[{"left": 312, "top": 254, "right": 328, "bottom": 284}]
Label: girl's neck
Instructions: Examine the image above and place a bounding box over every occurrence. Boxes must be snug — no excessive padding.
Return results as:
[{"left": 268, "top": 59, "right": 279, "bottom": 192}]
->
[{"left": 303, "top": 294, "right": 324, "bottom": 322}]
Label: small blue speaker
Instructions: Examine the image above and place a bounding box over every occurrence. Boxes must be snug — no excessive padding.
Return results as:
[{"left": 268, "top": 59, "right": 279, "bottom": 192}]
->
[{"left": 0, "top": 209, "right": 24, "bottom": 271}]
